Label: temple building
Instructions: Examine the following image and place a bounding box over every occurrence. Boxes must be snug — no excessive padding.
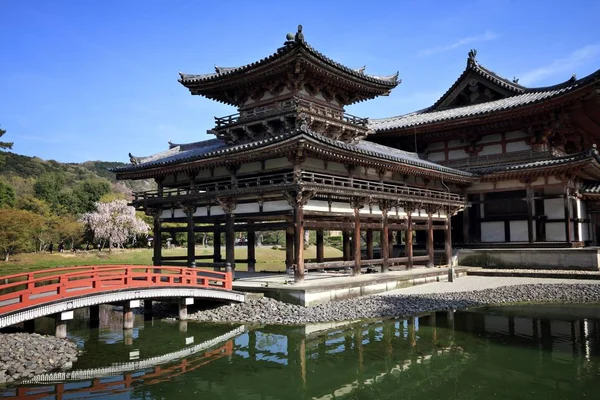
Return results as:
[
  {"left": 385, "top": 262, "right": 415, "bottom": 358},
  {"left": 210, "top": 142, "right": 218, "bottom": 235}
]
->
[
  {"left": 371, "top": 49, "right": 600, "bottom": 247},
  {"left": 114, "top": 26, "right": 600, "bottom": 280},
  {"left": 113, "top": 26, "right": 470, "bottom": 281}
]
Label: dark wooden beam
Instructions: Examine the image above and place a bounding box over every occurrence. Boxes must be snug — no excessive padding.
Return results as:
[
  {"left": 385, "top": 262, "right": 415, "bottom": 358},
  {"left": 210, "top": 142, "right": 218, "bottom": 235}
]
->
[
  {"left": 316, "top": 229, "right": 324, "bottom": 263},
  {"left": 353, "top": 207, "right": 361, "bottom": 276},
  {"left": 366, "top": 229, "right": 374, "bottom": 260},
  {"left": 213, "top": 222, "right": 222, "bottom": 263},
  {"left": 294, "top": 207, "right": 305, "bottom": 282}
]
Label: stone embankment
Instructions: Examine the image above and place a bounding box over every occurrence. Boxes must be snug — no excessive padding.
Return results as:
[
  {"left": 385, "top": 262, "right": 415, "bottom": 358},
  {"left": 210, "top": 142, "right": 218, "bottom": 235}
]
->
[
  {"left": 0, "top": 333, "right": 79, "bottom": 385},
  {"left": 189, "top": 284, "right": 600, "bottom": 325}
]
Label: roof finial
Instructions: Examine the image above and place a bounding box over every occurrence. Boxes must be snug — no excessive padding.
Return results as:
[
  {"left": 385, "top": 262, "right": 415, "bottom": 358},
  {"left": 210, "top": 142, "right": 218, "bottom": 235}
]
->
[
  {"left": 295, "top": 24, "right": 304, "bottom": 42},
  {"left": 512, "top": 76, "right": 519, "bottom": 84},
  {"left": 468, "top": 49, "right": 478, "bottom": 64}
]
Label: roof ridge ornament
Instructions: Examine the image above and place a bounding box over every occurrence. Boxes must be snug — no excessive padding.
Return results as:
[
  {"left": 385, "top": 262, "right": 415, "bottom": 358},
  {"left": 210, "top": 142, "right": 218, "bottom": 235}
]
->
[
  {"left": 295, "top": 24, "right": 304, "bottom": 42},
  {"left": 468, "top": 49, "right": 478, "bottom": 66}
]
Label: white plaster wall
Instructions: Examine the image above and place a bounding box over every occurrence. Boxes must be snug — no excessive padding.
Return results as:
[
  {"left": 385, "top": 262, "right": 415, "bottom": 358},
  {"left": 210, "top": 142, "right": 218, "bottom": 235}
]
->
[
  {"left": 263, "top": 200, "right": 291, "bottom": 212},
  {"left": 495, "top": 180, "right": 524, "bottom": 190},
  {"left": 330, "top": 202, "right": 353, "bottom": 213},
  {"left": 545, "top": 198, "right": 564, "bottom": 219},
  {"left": 160, "top": 210, "right": 170, "bottom": 219},
  {"left": 211, "top": 207, "right": 224, "bottom": 216},
  {"left": 304, "top": 158, "right": 324, "bottom": 170},
  {"left": 546, "top": 222, "right": 565, "bottom": 241},
  {"left": 481, "top": 221, "right": 505, "bottom": 242},
  {"left": 427, "top": 142, "right": 445, "bottom": 151},
  {"left": 505, "top": 130, "right": 528, "bottom": 140},
  {"left": 581, "top": 223, "right": 590, "bottom": 241},
  {"left": 327, "top": 162, "right": 347, "bottom": 173},
  {"left": 448, "top": 149, "right": 468, "bottom": 160},
  {"left": 238, "top": 162, "right": 262, "bottom": 174},
  {"left": 510, "top": 220, "right": 534, "bottom": 241},
  {"left": 173, "top": 208, "right": 185, "bottom": 218},
  {"left": 304, "top": 200, "right": 329, "bottom": 212},
  {"left": 236, "top": 203, "right": 260, "bottom": 214},
  {"left": 196, "top": 169, "right": 212, "bottom": 179},
  {"left": 547, "top": 176, "right": 563, "bottom": 185},
  {"left": 506, "top": 141, "right": 531, "bottom": 152},
  {"left": 448, "top": 139, "right": 463, "bottom": 147},
  {"left": 265, "top": 157, "right": 290, "bottom": 169},
  {"left": 479, "top": 144, "right": 503, "bottom": 156},
  {"left": 193, "top": 207, "right": 208, "bottom": 217},
  {"left": 466, "top": 182, "right": 495, "bottom": 192},
  {"left": 428, "top": 152, "right": 446, "bottom": 162},
  {"left": 213, "top": 166, "right": 229, "bottom": 178},
  {"left": 478, "top": 133, "right": 502, "bottom": 143}
]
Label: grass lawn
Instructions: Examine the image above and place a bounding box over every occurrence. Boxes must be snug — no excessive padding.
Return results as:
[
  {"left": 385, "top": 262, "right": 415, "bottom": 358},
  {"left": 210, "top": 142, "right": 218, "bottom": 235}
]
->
[{"left": 0, "top": 245, "right": 343, "bottom": 276}]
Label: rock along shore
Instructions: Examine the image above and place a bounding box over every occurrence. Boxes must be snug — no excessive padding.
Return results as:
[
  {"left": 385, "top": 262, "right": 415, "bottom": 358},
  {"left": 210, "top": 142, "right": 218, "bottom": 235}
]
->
[
  {"left": 0, "top": 333, "right": 79, "bottom": 385},
  {"left": 189, "top": 283, "right": 600, "bottom": 325}
]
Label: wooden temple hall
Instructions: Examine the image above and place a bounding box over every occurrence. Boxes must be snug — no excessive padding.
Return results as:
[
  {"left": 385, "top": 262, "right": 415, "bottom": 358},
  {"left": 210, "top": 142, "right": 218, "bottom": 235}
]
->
[
  {"left": 114, "top": 26, "right": 600, "bottom": 280},
  {"left": 114, "top": 26, "right": 469, "bottom": 282}
]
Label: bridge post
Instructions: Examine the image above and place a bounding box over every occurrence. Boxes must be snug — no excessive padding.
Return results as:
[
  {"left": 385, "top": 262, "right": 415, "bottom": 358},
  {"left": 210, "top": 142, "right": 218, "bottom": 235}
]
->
[
  {"left": 54, "top": 311, "right": 73, "bottom": 339},
  {"left": 178, "top": 298, "right": 191, "bottom": 321},
  {"left": 144, "top": 300, "right": 153, "bottom": 321},
  {"left": 123, "top": 301, "right": 138, "bottom": 330},
  {"left": 89, "top": 305, "right": 100, "bottom": 329},
  {"left": 23, "top": 319, "right": 35, "bottom": 333}
]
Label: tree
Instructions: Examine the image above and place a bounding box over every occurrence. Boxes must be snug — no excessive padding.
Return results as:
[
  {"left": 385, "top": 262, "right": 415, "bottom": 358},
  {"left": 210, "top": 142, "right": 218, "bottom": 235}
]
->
[
  {"left": 0, "top": 209, "right": 40, "bottom": 261},
  {"left": 0, "top": 181, "right": 15, "bottom": 208},
  {"left": 80, "top": 200, "right": 149, "bottom": 252},
  {"left": 0, "top": 127, "right": 13, "bottom": 166}
]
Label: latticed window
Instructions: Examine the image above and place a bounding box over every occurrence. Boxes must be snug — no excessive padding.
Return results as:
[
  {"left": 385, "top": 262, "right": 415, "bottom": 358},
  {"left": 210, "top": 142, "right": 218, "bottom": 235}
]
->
[{"left": 484, "top": 190, "right": 527, "bottom": 217}]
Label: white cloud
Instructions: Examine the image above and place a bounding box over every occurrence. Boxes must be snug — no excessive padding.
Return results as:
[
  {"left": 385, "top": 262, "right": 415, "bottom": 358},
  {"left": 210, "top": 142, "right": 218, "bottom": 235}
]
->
[
  {"left": 518, "top": 44, "right": 600, "bottom": 85},
  {"left": 417, "top": 31, "right": 499, "bottom": 57}
]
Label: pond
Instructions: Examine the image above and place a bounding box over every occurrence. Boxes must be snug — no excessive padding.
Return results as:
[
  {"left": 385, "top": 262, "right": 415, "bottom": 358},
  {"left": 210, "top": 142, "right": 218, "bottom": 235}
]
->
[{"left": 1, "top": 303, "right": 599, "bottom": 399}]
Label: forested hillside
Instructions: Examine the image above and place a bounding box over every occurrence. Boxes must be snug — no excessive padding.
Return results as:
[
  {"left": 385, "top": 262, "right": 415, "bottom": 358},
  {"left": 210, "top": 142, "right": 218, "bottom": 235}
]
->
[{"left": 0, "top": 149, "right": 155, "bottom": 260}]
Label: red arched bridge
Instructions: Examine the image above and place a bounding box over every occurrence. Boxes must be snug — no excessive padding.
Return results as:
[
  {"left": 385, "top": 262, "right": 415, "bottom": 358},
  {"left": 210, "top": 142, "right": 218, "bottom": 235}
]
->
[{"left": 0, "top": 265, "right": 245, "bottom": 330}]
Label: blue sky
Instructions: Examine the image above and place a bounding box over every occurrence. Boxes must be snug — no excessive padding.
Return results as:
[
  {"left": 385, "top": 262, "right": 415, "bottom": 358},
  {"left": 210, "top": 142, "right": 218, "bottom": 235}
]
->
[{"left": 1, "top": 0, "right": 599, "bottom": 163}]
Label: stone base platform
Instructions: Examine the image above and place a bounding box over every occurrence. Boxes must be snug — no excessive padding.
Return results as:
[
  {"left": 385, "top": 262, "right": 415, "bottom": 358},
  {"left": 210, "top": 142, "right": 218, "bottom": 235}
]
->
[
  {"left": 458, "top": 247, "right": 600, "bottom": 271},
  {"left": 467, "top": 268, "right": 600, "bottom": 280},
  {"left": 232, "top": 267, "right": 470, "bottom": 306}
]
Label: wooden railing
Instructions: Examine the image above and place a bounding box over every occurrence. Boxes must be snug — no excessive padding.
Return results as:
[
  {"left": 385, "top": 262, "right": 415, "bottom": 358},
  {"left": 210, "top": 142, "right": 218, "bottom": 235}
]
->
[
  {"left": 133, "top": 171, "right": 464, "bottom": 203},
  {"left": 0, "top": 266, "right": 232, "bottom": 315},
  {"left": 214, "top": 98, "right": 368, "bottom": 128},
  {"left": 304, "top": 256, "right": 431, "bottom": 270}
]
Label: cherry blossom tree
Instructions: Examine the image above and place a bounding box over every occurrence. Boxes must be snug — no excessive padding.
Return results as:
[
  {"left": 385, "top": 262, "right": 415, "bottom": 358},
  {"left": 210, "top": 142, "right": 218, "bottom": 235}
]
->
[{"left": 80, "top": 200, "right": 149, "bottom": 252}]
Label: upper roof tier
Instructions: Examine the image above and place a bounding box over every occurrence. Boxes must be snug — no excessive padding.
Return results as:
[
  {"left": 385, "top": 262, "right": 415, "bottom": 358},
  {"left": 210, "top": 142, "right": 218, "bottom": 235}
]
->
[
  {"left": 178, "top": 25, "right": 400, "bottom": 107},
  {"left": 370, "top": 49, "right": 600, "bottom": 133}
]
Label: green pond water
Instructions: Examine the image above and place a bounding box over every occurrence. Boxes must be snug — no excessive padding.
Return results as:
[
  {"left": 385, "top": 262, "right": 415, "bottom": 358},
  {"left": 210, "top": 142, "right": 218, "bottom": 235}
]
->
[{"left": 2, "top": 303, "right": 600, "bottom": 399}]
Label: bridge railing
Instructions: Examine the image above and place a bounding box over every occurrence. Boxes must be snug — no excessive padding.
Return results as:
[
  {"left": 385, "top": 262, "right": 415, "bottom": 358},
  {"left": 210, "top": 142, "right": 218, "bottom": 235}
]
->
[{"left": 0, "top": 265, "right": 232, "bottom": 315}]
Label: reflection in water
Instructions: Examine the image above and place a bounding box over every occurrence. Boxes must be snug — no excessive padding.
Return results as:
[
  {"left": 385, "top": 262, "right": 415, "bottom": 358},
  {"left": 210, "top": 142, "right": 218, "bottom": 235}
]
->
[{"left": 1, "top": 304, "right": 600, "bottom": 399}]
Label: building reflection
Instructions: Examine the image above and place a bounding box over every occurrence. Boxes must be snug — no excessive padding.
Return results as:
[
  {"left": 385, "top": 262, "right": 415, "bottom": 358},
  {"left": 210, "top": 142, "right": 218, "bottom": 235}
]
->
[{"left": 2, "top": 305, "right": 600, "bottom": 399}]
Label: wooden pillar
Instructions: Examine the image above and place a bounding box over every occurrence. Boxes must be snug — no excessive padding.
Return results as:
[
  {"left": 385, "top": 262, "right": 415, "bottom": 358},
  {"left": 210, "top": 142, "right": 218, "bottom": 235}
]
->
[
  {"left": 406, "top": 209, "right": 414, "bottom": 269},
  {"left": 427, "top": 210, "right": 435, "bottom": 268},
  {"left": 526, "top": 184, "right": 534, "bottom": 244},
  {"left": 462, "top": 195, "right": 470, "bottom": 244},
  {"left": 353, "top": 203, "right": 362, "bottom": 276},
  {"left": 225, "top": 212, "right": 235, "bottom": 269},
  {"left": 185, "top": 206, "right": 196, "bottom": 268},
  {"left": 247, "top": 222, "right": 256, "bottom": 273},
  {"left": 381, "top": 202, "right": 390, "bottom": 273},
  {"left": 143, "top": 301, "right": 153, "bottom": 321},
  {"left": 316, "top": 229, "right": 324, "bottom": 263},
  {"left": 213, "top": 222, "right": 221, "bottom": 263},
  {"left": 152, "top": 210, "right": 162, "bottom": 267},
  {"left": 294, "top": 207, "right": 305, "bottom": 282},
  {"left": 573, "top": 196, "right": 580, "bottom": 242},
  {"left": 445, "top": 209, "right": 454, "bottom": 281},
  {"left": 564, "top": 186, "right": 572, "bottom": 244},
  {"left": 286, "top": 226, "right": 294, "bottom": 273},
  {"left": 388, "top": 230, "right": 394, "bottom": 258},
  {"left": 342, "top": 230, "right": 351, "bottom": 261},
  {"left": 366, "top": 229, "right": 374, "bottom": 260}
]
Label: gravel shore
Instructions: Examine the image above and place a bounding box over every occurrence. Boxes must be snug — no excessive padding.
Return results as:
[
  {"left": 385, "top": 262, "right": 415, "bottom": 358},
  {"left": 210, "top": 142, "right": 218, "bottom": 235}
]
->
[
  {"left": 189, "top": 283, "right": 600, "bottom": 325},
  {"left": 0, "top": 333, "right": 79, "bottom": 385}
]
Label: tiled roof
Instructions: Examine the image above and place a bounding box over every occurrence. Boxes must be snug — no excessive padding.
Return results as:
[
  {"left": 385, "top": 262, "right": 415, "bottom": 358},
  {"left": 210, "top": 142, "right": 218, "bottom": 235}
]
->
[
  {"left": 581, "top": 182, "right": 600, "bottom": 194},
  {"left": 370, "top": 68, "right": 600, "bottom": 132},
  {"left": 113, "top": 130, "right": 472, "bottom": 178},
  {"left": 179, "top": 27, "right": 400, "bottom": 88},
  {"left": 465, "top": 150, "right": 600, "bottom": 174}
]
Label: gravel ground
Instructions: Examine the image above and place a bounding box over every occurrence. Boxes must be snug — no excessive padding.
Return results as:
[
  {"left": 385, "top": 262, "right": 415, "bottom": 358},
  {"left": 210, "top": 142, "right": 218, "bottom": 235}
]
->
[
  {"left": 188, "top": 280, "right": 600, "bottom": 325},
  {"left": 0, "top": 333, "right": 79, "bottom": 385}
]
